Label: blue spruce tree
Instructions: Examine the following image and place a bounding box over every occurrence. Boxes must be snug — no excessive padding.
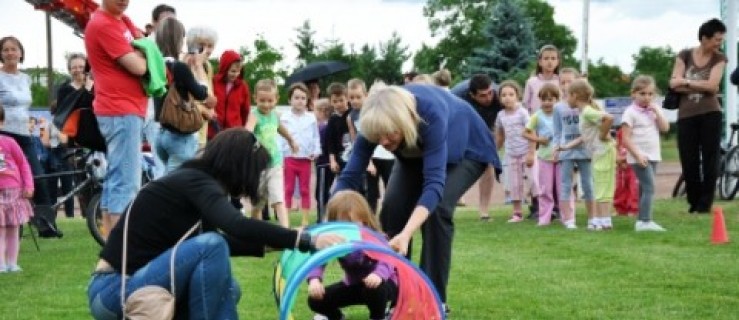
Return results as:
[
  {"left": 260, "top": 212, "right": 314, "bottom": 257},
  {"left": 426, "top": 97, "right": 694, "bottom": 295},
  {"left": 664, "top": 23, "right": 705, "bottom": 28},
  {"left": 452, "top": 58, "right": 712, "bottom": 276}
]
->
[{"left": 465, "top": 0, "right": 537, "bottom": 82}]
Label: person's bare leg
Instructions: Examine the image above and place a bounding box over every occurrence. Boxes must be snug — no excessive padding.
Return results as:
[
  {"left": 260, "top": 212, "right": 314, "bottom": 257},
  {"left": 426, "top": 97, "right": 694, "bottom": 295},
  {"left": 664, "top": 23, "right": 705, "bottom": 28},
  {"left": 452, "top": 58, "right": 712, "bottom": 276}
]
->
[
  {"left": 301, "top": 209, "right": 310, "bottom": 227},
  {"left": 273, "top": 203, "right": 289, "bottom": 228},
  {"left": 251, "top": 208, "right": 263, "bottom": 220},
  {"left": 478, "top": 166, "right": 493, "bottom": 219}
]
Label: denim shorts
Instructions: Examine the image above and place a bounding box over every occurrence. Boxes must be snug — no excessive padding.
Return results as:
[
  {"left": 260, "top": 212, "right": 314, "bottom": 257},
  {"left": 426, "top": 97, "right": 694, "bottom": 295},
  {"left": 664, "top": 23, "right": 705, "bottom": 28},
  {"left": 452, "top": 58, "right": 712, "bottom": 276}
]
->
[
  {"left": 96, "top": 115, "right": 143, "bottom": 214},
  {"left": 156, "top": 129, "right": 198, "bottom": 174}
]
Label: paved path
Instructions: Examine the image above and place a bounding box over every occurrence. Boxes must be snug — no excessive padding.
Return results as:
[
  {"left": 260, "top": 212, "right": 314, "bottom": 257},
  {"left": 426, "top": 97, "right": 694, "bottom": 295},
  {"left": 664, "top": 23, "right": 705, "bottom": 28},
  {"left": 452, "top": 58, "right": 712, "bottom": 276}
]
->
[
  {"left": 456, "top": 161, "right": 682, "bottom": 212},
  {"left": 55, "top": 162, "right": 684, "bottom": 218}
]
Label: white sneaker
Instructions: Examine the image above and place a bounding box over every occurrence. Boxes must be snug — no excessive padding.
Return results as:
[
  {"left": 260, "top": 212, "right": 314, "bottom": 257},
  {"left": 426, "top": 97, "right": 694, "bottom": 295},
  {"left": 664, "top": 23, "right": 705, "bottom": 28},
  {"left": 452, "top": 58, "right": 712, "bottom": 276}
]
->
[
  {"left": 635, "top": 221, "right": 666, "bottom": 232},
  {"left": 563, "top": 220, "right": 577, "bottom": 229},
  {"left": 6, "top": 265, "right": 21, "bottom": 272},
  {"left": 312, "top": 314, "right": 329, "bottom": 320}
]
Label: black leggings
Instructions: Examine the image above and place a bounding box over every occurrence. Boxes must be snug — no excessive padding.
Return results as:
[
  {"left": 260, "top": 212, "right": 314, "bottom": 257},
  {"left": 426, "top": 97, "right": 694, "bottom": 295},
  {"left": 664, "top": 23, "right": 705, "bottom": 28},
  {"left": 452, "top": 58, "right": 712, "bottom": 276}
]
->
[
  {"left": 677, "top": 112, "right": 722, "bottom": 211},
  {"left": 308, "top": 280, "right": 398, "bottom": 320},
  {"left": 380, "top": 158, "right": 485, "bottom": 302}
]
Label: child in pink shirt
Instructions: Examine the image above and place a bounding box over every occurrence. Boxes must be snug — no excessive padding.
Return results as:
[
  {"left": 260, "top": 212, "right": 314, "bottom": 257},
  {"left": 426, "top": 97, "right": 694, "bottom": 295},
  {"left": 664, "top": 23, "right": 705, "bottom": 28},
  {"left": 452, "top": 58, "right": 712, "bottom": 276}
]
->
[
  {"left": 523, "top": 45, "right": 561, "bottom": 114},
  {"left": 0, "top": 106, "right": 34, "bottom": 273}
]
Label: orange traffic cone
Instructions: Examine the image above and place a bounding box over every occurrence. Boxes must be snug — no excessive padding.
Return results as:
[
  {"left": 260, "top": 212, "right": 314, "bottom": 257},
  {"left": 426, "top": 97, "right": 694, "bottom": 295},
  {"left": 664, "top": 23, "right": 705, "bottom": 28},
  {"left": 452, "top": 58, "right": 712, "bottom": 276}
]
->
[{"left": 711, "top": 206, "right": 729, "bottom": 244}]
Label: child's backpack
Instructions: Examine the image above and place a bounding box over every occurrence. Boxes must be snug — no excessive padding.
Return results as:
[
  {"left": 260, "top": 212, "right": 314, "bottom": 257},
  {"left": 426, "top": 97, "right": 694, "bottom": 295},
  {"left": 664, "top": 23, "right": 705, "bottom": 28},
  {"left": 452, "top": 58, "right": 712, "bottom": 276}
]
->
[{"left": 158, "top": 63, "right": 204, "bottom": 134}]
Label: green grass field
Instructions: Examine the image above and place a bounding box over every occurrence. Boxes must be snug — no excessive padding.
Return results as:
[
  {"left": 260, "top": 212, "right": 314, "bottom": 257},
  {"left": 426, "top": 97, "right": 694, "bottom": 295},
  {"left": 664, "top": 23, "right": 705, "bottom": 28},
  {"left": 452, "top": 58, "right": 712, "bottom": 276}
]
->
[{"left": 0, "top": 199, "right": 737, "bottom": 319}]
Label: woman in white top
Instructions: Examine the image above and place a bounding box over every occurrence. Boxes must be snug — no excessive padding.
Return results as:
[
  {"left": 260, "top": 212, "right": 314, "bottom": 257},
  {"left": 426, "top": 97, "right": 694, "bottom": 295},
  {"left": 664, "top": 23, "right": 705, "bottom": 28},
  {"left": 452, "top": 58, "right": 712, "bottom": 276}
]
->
[{"left": 0, "top": 36, "right": 56, "bottom": 236}]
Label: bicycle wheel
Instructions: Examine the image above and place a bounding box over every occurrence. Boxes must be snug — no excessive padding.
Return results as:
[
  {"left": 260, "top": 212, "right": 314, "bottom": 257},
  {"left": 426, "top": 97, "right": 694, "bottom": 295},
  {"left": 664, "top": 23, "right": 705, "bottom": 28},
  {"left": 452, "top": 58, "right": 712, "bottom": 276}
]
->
[
  {"left": 672, "top": 173, "right": 686, "bottom": 198},
  {"left": 85, "top": 192, "right": 106, "bottom": 246},
  {"left": 719, "top": 146, "right": 739, "bottom": 200}
]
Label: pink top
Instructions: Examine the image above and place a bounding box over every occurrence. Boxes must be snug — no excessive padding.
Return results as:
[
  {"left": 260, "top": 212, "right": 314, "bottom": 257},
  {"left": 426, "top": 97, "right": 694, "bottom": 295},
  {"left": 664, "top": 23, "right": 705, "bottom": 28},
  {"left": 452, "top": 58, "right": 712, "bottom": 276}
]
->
[
  {"left": 523, "top": 74, "right": 560, "bottom": 114},
  {"left": 0, "top": 135, "right": 33, "bottom": 192}
]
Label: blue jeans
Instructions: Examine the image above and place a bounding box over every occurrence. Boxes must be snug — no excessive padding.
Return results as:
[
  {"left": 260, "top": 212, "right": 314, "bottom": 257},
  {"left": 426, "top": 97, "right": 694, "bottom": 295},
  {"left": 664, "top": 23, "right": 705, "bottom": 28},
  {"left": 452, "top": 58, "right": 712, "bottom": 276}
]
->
[
  {"left": 143, "top": 104, "right": 164, "bottom": 179},
  {"left": 559, "top": 159, "right": 594, "bottom": 201},
  {"left": 156, "top": 129, "right": 198, "bottom": 174},
  {"left": 97, "top": 115, "right": 143, "bottom": 214},
  {"left": 87, "top": 233, "right": 241, "bottom": 320},
  {"left": 631, "top": 162, "right": 658, "bottom": 222}
]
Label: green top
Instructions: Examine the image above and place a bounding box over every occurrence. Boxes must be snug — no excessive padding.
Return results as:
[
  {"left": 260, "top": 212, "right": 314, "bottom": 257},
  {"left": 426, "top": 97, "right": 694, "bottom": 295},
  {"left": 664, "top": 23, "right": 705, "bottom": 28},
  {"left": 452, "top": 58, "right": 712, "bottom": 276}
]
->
[
  {"left": 131, "top": 38, "right": 167, "bottom": 98},
  {"left": 253, "top": 109, "right": 282, "bottom": 167},
  {"left": 526, "top": 110, "right": 555, "bottom": 161}
]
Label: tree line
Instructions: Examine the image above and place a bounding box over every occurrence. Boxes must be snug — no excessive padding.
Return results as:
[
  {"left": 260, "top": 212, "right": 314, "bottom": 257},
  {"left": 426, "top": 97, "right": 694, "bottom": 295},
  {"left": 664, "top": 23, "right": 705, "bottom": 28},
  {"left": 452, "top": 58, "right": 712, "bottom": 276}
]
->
[{"left": 31, "top": 0, "right": 677, "bottom": 106}]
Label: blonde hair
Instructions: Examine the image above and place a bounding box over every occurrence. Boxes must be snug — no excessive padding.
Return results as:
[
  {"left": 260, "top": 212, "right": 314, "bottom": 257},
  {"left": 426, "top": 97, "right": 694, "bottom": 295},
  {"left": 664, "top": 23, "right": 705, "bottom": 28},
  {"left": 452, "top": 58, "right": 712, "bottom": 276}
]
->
[
  {"left": 360, "top": 85, "right": 422, "bottom": 149},
  {"left": 631, "top": 74, "right": 656, "bottom": 93},
  {"left": 255, "top": 79, "right": 278, "bottom": 94},
  {"left": 326, "top": 190, "right": 381, "bottom": 231},
  {"left": 433, "top": 69, "right": 452, "bottom": 87},
  {"left": 412, "top": 74, "right": 435, "bottom": 85},
  {"left": 567, "top": 79, "right": 600, "bottom": 110},
  {"left": 559, "top": 67, "right": 580, "bottom": 78},
  {"left": 347, "top": 78, "right": 367, "bottom": 93},
  {"left": 498, "top": 80, "right": 522, "bottom": 99}
]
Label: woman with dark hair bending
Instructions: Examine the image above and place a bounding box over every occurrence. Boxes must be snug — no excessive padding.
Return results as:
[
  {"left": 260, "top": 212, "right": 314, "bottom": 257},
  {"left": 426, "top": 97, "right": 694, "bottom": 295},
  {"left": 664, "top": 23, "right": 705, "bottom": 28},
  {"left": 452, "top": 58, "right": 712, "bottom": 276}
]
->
[{"left": 87, "top": 128, "right": 344, "bottom": 319}]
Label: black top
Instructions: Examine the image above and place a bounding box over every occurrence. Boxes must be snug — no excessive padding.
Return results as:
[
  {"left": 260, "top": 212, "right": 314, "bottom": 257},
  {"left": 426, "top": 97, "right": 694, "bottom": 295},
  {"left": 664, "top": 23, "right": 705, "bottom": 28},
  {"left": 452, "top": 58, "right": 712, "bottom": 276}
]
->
[
  {"left": 462, "top": 94, "right": 502, "bottom": 130},
  {"left": 100, "top": 168, "right": 300, "bottom": 275},
  {"left": 55, "top": 81, "right": 94, "bottom": 115},
  {"left": 326, "top": 109, "right": 351, "bottom": 162}
]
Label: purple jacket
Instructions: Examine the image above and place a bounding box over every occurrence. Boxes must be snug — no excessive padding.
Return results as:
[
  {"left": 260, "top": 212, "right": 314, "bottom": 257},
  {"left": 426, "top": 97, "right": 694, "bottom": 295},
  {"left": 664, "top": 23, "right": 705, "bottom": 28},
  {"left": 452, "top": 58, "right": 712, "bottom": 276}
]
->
[{"left": 306, "top": 250, "right": 398, "bottom": 285}]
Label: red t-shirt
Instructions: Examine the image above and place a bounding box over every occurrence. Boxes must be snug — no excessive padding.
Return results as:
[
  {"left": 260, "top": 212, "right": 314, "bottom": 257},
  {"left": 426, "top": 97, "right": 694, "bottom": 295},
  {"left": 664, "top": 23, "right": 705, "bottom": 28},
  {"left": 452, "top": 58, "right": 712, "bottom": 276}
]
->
[{"left": 84, "top": 10, "right": 147, "bottom": 117}]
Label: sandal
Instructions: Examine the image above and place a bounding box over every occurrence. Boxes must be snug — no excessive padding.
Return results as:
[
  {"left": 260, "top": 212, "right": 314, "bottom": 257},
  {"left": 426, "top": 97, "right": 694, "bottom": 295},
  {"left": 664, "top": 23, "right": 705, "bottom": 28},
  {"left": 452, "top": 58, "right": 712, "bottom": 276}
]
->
[{"left": 479, "top": 215, "right": 491, "bottom": 222}]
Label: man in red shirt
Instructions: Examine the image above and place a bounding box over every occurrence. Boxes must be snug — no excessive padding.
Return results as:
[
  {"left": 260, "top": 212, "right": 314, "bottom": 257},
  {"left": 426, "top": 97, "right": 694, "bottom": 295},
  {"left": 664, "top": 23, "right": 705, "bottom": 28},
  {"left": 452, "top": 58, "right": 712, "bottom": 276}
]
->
[{"left": 84, "top": 0, "right": 147, "bottom": 237}]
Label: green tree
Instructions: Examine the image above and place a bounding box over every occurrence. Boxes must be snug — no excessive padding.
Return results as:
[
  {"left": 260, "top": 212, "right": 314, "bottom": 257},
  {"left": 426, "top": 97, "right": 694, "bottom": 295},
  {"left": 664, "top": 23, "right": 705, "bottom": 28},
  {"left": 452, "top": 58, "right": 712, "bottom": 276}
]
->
[
  {"left": 24, "top": 67, "right": 66, "bottom": 107},
  {"left": 352, "top": 44, "right": 379, "bottom": 84},
  {"left": 422, "top": 0, "right": 491, "bottom": 75},
  {"left": 631, "top": 46, "right": 676, "bottom": 94},
  {"left": 420, "top": 0, "right": 578, "bottom": 79},
  {"left": 293, "top": 20, "right": 318, "bottom": 67},
  {"left": 412, "top": 43, "right": 444, "bottom": 74},
  {"left": 238, "top": 35, "right": 289, "bottom": 102},
  {"left": 465, "top": 0, "right": 537, "bottom": 82},
  {"left": 521, "top": 0, "right": 577, "bottom": 65},
  {"left": 587, "top": 58, "right": 631, "bottom": 97},
  {"left": 374, "top": 32, "right": 410, "bottom": 84}
]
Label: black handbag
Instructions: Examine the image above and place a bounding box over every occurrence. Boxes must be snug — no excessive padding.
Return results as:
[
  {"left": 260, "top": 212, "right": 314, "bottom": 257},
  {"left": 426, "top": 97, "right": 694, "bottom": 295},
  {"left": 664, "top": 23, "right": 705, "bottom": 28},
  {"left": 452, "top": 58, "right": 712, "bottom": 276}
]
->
[{"left": 662, "top": 87, "right": 681, "bottom": 110}]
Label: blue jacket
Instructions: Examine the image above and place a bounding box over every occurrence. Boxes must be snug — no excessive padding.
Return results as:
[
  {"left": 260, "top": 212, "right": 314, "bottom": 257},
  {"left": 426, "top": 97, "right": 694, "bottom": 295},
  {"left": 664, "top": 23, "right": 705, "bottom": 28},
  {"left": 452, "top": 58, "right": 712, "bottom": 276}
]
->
[{"left": 335, "top": 84, "right": 500, "bottom": 213}]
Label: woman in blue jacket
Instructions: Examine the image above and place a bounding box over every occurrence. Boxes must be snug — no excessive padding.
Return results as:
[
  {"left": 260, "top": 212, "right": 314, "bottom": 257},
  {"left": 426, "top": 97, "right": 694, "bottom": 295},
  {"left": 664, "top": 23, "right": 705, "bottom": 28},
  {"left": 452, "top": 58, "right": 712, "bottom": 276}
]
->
[{"left": 333, "top": 83, "right": 500, "bottom": 310}]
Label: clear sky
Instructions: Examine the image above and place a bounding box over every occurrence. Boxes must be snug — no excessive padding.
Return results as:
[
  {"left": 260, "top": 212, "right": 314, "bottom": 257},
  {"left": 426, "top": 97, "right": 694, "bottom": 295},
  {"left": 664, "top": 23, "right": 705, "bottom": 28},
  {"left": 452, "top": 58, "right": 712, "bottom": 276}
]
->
[{"left": 0, "top": 0, "right": 724, "bottom": 74}]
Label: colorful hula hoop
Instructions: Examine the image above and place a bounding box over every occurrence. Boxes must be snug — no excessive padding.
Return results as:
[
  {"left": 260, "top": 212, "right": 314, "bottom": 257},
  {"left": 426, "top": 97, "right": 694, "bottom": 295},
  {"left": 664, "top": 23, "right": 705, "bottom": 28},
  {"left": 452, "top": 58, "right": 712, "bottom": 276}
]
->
[{"left": 272, "top": 222, "right": 445, "bottom": 320}]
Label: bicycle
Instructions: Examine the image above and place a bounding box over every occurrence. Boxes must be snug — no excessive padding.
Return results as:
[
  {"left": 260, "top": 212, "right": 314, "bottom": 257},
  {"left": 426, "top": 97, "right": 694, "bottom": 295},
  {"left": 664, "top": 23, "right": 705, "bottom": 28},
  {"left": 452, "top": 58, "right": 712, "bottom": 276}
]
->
[
  {"left": 671, "top": 122, "right": 739, "bottom": 200},
  {"left": 31, "top": 148, "right": 104, "bottom": 242},
  {"left": 84, "top": 149, "right": 157, "bottom": 246}
]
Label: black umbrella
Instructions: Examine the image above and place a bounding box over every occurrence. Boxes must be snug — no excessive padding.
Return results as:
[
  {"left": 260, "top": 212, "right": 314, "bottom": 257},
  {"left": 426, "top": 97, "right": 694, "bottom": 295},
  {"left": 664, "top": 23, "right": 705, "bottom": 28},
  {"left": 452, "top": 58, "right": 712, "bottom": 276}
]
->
[{"left": 285, "top": 61, "right": 350, "bottom": 86}]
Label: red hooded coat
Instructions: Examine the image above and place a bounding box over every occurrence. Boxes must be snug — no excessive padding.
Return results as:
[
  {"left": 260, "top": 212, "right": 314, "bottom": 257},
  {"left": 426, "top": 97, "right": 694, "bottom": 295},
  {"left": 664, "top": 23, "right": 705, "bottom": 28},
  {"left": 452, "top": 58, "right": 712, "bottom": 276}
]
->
[{"left": 209, "top": 50, "right": 250, "bottom": 139}]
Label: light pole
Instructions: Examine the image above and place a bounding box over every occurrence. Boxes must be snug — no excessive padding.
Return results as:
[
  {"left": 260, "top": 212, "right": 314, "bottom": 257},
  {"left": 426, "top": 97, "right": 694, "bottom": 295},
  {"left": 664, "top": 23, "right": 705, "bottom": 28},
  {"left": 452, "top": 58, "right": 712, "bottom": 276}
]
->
[
  {"left": 580, "top": 0, "right": 590, "bottom": 76},
  {"left": 722, "top": 0, "right": 737, "bottom": 143},
  {"left": 45, "top": 11, "right": 53, "bottom": 107}
]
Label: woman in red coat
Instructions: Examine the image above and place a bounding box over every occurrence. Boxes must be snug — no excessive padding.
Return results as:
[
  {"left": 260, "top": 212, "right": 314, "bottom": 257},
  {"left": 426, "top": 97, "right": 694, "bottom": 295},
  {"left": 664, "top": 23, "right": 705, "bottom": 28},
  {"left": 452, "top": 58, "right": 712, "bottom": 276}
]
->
[{"left": 209, "top": 50, "right": 250, "bottom": 139}]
